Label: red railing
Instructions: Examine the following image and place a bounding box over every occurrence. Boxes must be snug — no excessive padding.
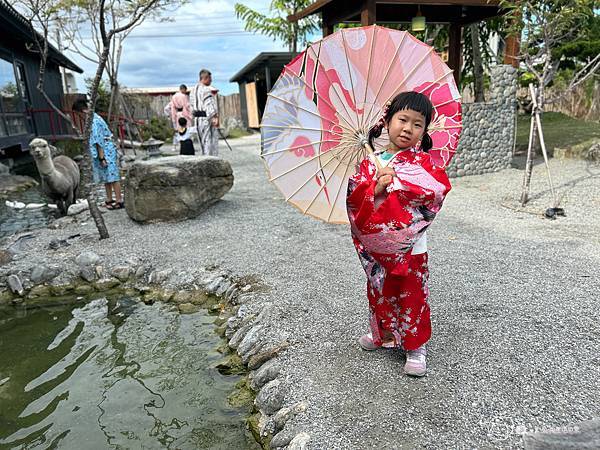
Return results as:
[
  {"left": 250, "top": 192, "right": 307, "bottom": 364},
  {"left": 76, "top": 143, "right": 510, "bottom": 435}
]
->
[{"left": 28, "top": 108, "right": 145, "bottom": 147}]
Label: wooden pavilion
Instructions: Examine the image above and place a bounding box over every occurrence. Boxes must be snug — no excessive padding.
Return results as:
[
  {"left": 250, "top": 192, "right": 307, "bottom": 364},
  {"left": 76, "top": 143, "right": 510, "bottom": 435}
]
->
[
  {"left": 230, "top": 52, "right": 298, "bottom": 128},
  {"left": 287, "top": 0, "right": 519, "bottom": 84}
]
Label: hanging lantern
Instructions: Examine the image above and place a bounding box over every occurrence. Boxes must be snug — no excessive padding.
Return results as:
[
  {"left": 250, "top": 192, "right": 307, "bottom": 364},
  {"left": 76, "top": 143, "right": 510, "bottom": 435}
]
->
[{"left": 411, "top": 6, "right": 426, "bottom": 32}]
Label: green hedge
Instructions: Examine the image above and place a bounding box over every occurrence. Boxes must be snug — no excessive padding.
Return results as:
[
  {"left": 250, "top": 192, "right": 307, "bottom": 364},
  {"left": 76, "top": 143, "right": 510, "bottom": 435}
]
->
[{"left": 140, "top": 117, "right": 174, "bottom": 142}]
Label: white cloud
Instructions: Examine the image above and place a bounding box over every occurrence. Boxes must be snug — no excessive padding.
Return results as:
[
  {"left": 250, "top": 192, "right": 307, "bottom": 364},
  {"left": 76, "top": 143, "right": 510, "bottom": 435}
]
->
[{"left": 66, "top": 0, "right": 295, "bottom": 94}]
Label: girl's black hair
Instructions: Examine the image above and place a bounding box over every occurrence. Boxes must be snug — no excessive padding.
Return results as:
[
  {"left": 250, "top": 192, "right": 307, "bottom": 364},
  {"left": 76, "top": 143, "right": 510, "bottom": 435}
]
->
[
  {"left": 72, "top": 98, "right": 89, "bottom": 113},
  {"left": 178, "top": 117, "right": 187, "bottom": 126},
  {"left": 179, "top": 84, "right": 187, "bottom": 91},
  {"left": 368, "top": 91, "right": 434, "bottom": 151}
]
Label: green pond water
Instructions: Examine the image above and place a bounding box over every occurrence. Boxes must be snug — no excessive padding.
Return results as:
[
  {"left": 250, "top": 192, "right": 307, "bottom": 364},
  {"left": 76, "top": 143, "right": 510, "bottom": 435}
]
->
[
  {"left": 0, "top": 159, "right": 53, "bottom": 240},
  {"left": 0, "top": 297, "right": 256, "bottom": 449}
]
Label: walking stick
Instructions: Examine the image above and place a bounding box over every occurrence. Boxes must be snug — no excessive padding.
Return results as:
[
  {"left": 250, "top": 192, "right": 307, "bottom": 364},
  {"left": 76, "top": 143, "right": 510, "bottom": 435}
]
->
[{"left": 217, "top": 128, "right": 234, "bottom": 152}]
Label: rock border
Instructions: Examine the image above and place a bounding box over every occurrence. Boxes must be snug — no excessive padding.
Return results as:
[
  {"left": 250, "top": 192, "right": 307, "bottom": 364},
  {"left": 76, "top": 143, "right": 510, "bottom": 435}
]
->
[{"left": 0, "top": 252, "right": 308, "bottom": 450}]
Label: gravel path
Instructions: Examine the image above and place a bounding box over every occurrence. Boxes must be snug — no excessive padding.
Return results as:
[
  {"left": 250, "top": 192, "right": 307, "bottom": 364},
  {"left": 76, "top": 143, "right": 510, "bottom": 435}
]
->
[{"left": 4, "top": 134, "right": 599, "bottom": 449}]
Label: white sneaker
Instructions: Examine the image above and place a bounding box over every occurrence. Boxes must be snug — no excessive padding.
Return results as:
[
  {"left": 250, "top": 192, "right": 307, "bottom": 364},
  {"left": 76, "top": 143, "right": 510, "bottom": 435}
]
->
[
  {"left": 358, "top": 333, "right": 380, "bottom": 351},
  {"left": 404, "top": 346, "right": 427, "bottom": 377}
]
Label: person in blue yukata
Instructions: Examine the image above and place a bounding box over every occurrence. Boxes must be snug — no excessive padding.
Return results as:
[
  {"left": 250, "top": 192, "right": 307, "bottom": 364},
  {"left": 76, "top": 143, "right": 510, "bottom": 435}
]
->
[{"left": 72, "top": 99, "right": 123, "bottom": 209}]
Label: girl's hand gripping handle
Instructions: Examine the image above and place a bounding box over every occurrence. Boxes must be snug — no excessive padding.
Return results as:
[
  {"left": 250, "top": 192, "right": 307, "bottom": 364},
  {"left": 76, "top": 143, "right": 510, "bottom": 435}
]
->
[{"left": 375, "top": 166, "right": 395, "bottom": 195}]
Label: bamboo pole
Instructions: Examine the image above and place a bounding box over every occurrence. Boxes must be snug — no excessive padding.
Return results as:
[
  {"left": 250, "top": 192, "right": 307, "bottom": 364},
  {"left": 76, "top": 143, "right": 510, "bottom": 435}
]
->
[
  {"left": 520, "top": 106, "right": 536, "bottom": 206},
  {"left": 363, "top": 142, "right": 382, "bottom": 170},
  {"left": 529, "top": 83, "right": 559, "bottom": 208}
]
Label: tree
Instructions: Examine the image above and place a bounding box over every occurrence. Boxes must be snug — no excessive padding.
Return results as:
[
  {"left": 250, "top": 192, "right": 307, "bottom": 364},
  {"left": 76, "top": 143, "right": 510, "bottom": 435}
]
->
[
  {"left": 461, "top": 18, "right": 506, "bottom": 100},
  {"left": 503, "top": 0, "right": 600, "bottom": 205},
  {"left": 64, "top": 0, "right": 185, "bottom": 239},
  {"left": 85, "top": 78, "right": 111, "bottom": 114},
  {"left": 234, "top": 0, "right": 318, "bottom": 53},
  {"left": 14, "top": 0, "right": 182, "bottom": 239},
  {"left": 469, "top": 23, "right": 485, "bottom": 102},
  {"left": 58, "top": 0, "right": 183, "bottom": 138},
  {"left": 502, "top": 0, "right": 599, "bottom": 110},
  {"left": 548, "top": 11, "right": 600, "bottom": 108}
]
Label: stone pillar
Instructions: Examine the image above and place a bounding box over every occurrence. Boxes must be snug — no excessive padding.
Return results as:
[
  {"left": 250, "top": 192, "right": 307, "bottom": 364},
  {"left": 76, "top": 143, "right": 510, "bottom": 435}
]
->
[{"left": 447, "top": 65, "right": 518, "bottom": 178}]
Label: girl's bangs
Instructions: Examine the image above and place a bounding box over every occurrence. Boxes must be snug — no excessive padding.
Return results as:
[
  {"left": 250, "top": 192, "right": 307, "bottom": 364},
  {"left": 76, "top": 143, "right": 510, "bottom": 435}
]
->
[{"left": 388, "top": 92, "right": 433, "bottom": 123}]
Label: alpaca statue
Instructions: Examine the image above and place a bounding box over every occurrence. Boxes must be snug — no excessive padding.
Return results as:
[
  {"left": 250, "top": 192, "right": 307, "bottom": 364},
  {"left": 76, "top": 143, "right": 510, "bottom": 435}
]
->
[{"left": 29, "top": 138, "right": 80, "bottom": 215}]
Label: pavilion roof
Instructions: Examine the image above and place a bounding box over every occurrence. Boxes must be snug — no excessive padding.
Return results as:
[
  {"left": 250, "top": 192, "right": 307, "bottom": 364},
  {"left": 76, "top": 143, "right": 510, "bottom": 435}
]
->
[
  {"left": 230, "top": 52, "right": 298, "bottom": 83},
  {"left": 288, "top": 0, "right": 504, "bottom": 25}
]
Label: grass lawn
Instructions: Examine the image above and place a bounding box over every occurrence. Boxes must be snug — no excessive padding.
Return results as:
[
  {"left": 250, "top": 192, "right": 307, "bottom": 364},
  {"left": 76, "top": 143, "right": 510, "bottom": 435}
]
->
[
  {"left": 516, "top": 112, "right": 600, "bottom": 153},
  {"left": 227, "top": 127, "right": 253, "bottom": 139}
]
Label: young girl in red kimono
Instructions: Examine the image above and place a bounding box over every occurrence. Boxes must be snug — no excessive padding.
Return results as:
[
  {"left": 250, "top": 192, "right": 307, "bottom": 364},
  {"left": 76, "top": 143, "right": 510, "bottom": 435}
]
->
[{"left": 346, "top": 91, "right": 452, "bottom": 377}]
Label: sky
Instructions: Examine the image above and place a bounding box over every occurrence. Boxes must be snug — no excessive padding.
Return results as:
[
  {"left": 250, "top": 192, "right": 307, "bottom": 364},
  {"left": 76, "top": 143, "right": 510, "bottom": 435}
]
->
[{"left": 64, "top": 0, "right": 306, "bottom": 95}]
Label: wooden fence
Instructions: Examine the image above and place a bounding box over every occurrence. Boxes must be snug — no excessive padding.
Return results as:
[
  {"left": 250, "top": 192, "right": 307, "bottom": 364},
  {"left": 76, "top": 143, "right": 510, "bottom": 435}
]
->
[
  {"left": 544, "top": 82, "right": 600, "bottom": 121},
  {"left": 218, "top": 94, "right": 242, "bottom": 123},
  {"left": 123, "top": 92, "right": 242, "bottom": 124},
  {"left": 463, "top": 81, "right": 600, "bottom": 121}
]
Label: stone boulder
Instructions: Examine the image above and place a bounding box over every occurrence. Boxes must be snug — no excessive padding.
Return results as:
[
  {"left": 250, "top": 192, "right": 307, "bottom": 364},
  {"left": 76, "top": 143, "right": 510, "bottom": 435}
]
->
[
  {"left": 0, "top": 175, "right": 38, "bottom": 195},
  {"left": 555, "top": 138, "right": 600, "bottom": 162},
  {"left": 124, "top": 156, "right": 234, "bottom": 223}
]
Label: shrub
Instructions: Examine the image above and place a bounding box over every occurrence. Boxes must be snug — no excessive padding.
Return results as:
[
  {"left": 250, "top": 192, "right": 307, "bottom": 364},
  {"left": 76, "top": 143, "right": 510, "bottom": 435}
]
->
[
  {"left": 140, "top": 117, "right": 174, "bottom": 142},
  {"left": 52, "top": 138, "right": 84, "bottom": 158},
  {"left": 227, "top": 127, "right": 252, "bottom": 139}
]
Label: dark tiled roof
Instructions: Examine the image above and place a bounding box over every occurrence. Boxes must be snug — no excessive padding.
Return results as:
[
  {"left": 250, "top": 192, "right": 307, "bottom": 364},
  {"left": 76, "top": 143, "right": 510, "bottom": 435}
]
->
[
  {"left": 0, "top": 0, "right": 83, "bottom": 73},
  {"left": 230, "top": 52, "right": 298, "bottom": 83}
]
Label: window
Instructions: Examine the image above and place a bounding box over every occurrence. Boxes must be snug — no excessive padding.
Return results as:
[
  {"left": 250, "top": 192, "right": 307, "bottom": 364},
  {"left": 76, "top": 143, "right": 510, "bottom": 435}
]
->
[
  {"left": 0, "top": 57, "right": 29, "bottom": 137},
  {"left": 15, "top": 63, "right": 31, "bottom": 105}
]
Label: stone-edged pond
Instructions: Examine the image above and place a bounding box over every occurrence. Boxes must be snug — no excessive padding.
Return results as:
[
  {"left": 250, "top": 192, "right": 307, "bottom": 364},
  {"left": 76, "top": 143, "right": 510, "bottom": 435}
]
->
[
  {"left": 0, "top": 294, "right": 259, "bottom": 449},
  {"left": 0, "top": 155, "right": 108, "bottom": 240}
]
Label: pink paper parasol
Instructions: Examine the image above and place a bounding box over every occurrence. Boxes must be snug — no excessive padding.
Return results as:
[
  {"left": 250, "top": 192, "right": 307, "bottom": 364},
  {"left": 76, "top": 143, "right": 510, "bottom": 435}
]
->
[{"left": 261, "top": 25, "right": 462, "bottom": 224}]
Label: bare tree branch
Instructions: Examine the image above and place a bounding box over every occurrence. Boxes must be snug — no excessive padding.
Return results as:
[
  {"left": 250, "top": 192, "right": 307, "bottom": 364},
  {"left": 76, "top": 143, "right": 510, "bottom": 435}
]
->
[{"left": 547, "top": 54, "right": 600, "bottom": 105}]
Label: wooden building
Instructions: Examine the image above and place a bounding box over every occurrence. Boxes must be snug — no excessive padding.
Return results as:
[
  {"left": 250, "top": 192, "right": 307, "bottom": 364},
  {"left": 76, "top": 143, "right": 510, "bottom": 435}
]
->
[
  {"left": 288, "top": 0, "right": 520, "bottom": 84},
  {"left": 230, "top": 52, "right": 297, "bottom": 128},
  {"left": 0, "top": 1, "right": 83, "bottom": 155}
]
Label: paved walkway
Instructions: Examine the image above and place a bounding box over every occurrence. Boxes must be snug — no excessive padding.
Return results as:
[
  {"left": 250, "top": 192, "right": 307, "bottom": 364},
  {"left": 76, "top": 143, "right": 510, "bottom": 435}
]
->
[
  {"left": 8, "top": 134, "right": 600, "bottom": 448},
  {"left": 223, "top": 135, "right": 599, "bottom": 449}
]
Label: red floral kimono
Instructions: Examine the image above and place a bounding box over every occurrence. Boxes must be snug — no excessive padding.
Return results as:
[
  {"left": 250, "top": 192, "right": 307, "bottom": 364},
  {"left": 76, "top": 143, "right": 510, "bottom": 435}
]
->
[{"left": 347, "top": 148, "right": 451, "bottom": 350}]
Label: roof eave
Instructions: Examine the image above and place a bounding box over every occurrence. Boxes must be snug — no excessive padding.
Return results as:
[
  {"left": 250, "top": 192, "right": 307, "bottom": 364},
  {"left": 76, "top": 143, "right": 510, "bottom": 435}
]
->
[
  {"left": 288, "top": 0, "right": 333, "bottom": 22},
  {"left": 1, "top": 1, "right": 84, "bottom": 73},
  {"left": 230, "top": 53, "right": 267, "bottom": 83},
  {"left": 48, "top": 48, "right": 84, "bottom": 73},
  {"left": 288, "top": 0, "right": 503, "bottom": 22},
  {"left": 229, "top": 52, "right": 297, "bottom": 83}
]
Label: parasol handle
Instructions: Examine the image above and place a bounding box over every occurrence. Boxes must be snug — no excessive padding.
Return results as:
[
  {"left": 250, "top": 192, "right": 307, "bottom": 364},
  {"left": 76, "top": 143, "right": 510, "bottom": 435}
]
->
[{"left": 362, "top": 141, "right": 383, "bottom": 170}]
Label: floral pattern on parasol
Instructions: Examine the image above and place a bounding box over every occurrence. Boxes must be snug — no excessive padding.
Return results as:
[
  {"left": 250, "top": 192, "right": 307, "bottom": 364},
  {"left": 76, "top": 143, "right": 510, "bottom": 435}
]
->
[{"left": 261, "top": 25, "right": 462, "bottom": 224}]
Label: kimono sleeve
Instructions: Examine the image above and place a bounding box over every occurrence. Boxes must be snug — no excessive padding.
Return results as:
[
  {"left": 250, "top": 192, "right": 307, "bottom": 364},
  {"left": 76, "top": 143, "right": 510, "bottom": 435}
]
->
[
  {"left": 429, "top": 165, "right": 451, "bottom": 209},
  {"left": 346, "top": 158, "right": 378, "bottom": 230},
  {"left": 88, "top": 115, "right": 104, "bottom": 158},
  {"left": 189, "top": 86, "right": 198, "bottom": 111},
  {"left": 387, "top": 154, "right": 451, "bottom": 211},
  {"left": 203, "top": 91, "right": 218, "bottom": 119},
  {"left": 163, "top": 101, "right": 172, "bottom": 117}
]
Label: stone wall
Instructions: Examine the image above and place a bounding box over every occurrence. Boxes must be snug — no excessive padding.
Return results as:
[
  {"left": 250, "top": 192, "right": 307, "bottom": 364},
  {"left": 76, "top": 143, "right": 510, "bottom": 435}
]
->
[{"left": 447, "top": 65, "right": 518, "bottom": 178}]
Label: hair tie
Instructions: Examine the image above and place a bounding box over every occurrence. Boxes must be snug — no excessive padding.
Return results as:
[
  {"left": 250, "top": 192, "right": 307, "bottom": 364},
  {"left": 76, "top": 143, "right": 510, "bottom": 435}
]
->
[
  {"left": 376, "top": 100, "right": 392, "bottom": 128},
  {"left": 420, "top": 132, "right": 433, "bottom": 152}
]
